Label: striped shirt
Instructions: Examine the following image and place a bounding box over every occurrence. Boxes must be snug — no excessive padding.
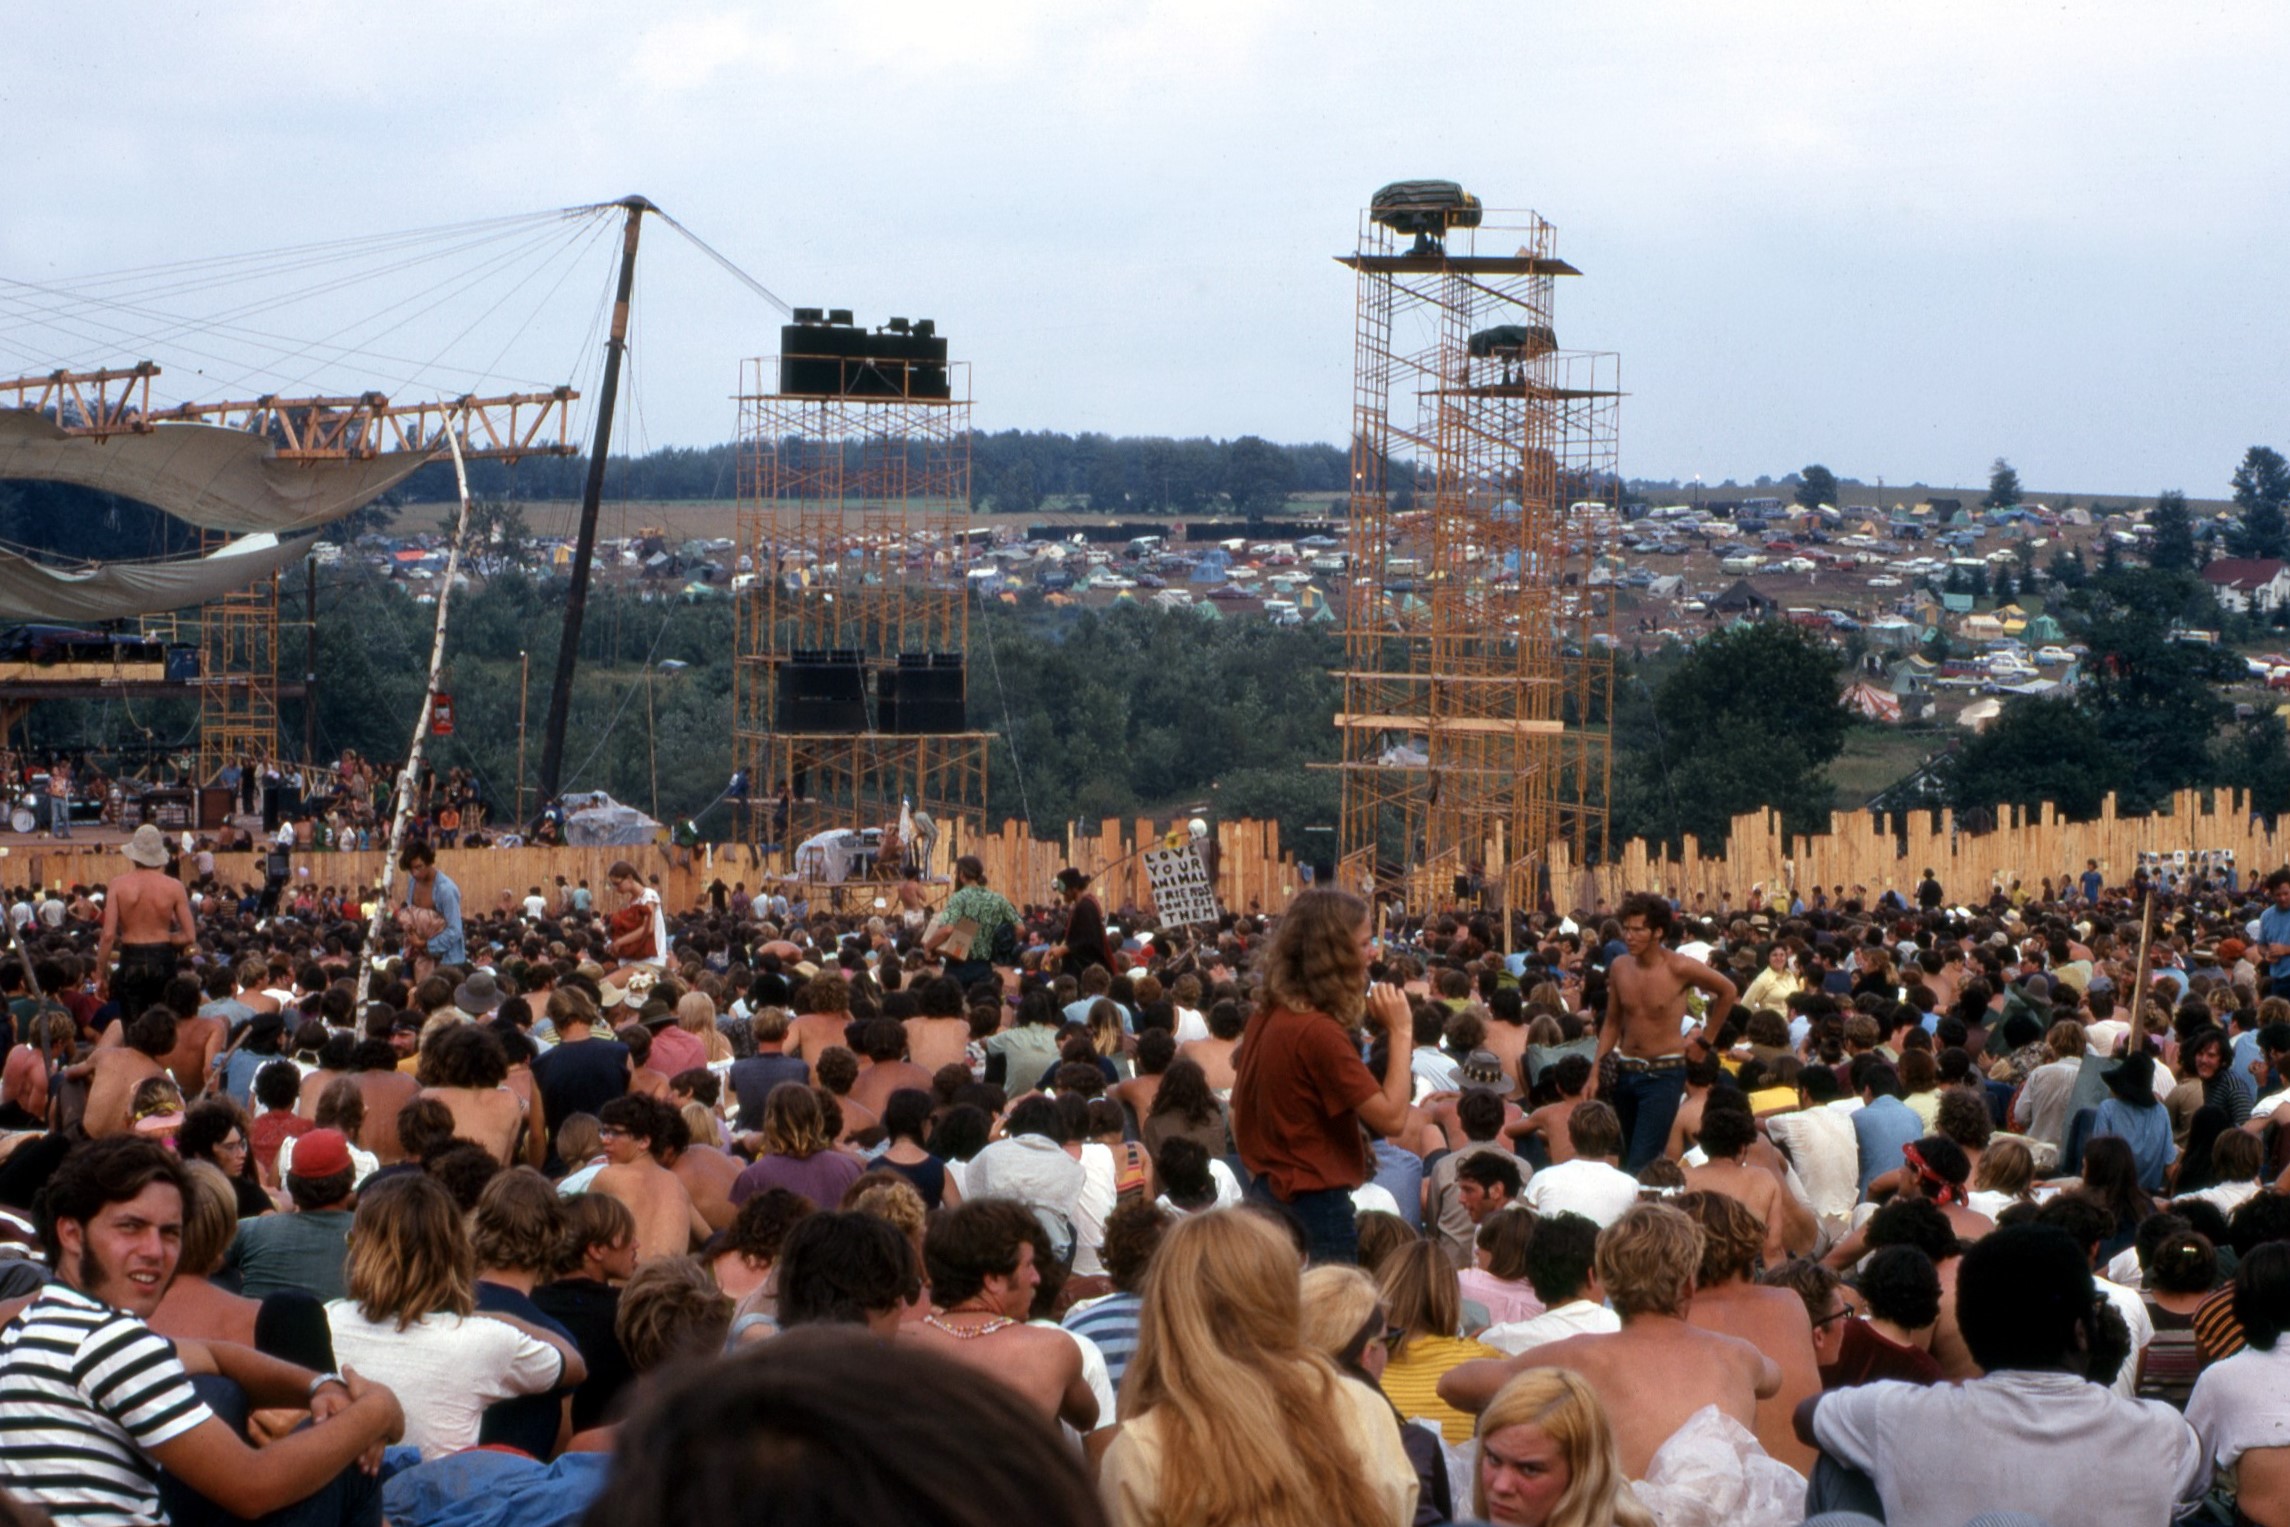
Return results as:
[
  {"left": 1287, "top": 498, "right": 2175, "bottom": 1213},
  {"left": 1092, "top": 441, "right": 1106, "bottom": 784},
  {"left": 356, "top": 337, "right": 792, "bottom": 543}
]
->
[
  {"left": 0, "top": 1282, "right": 213, "bottom": 1526},
  {"left": 1062, "top": 1292, "right": 1142, "bottom": 1392}
]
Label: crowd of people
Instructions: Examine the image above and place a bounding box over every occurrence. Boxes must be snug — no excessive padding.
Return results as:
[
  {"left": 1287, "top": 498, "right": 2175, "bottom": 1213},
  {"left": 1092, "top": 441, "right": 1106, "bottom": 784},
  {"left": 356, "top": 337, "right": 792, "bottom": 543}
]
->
[{"left": 0, "top": 832, "right": 2285, "bottom": 1525}]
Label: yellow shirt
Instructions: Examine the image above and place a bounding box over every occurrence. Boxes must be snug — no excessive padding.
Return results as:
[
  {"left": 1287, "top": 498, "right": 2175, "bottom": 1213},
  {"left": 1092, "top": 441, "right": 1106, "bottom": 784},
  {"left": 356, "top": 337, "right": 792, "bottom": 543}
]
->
[{"left": 1379, "top": 1331, "right": 1504, "bottom": 1443}]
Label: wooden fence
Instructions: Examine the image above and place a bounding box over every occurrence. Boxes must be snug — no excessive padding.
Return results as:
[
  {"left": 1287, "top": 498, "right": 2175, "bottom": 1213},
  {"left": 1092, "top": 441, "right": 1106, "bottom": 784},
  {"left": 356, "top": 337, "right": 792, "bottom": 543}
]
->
[
  {"left": 1552, "top": 788, "right": 2276, "bottom": 908},
  {"left": 3, "top": 818, "right": 1307, "bottom": 922}
]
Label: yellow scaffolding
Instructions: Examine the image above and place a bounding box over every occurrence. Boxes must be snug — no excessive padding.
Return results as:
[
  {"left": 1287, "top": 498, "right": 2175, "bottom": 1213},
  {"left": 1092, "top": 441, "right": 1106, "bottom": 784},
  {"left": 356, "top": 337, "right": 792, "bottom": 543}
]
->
[{"left": 1335, "top": 198, "right": 1620, "bottom": 916}]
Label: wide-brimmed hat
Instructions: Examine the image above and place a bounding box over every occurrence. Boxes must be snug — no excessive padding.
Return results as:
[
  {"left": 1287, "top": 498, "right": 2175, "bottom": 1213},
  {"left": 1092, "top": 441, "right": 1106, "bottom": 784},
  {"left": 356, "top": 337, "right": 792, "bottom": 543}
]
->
[
  {"left": 122, "top": 825, "right": 170, "bottom": 868},
  {"left": 637, "top": 998, "right": 677, "bottom": 1029},
  {"left": 1460, "top": 1049, "right": 1507, "bottom": 1091},
  {"left": 454, "top": 970, "right": 502, "bottom": 1014},
  {"left": 2102, "top": 1050, "right": 2156, "bottom": 1103}
]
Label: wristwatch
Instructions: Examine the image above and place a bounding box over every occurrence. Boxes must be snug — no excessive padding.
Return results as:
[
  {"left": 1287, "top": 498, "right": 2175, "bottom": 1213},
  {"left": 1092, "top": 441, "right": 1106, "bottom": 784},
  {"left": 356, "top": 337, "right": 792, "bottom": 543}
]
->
[{"left": 307, "top": 1372, "right": 348, "bottom": 1399}]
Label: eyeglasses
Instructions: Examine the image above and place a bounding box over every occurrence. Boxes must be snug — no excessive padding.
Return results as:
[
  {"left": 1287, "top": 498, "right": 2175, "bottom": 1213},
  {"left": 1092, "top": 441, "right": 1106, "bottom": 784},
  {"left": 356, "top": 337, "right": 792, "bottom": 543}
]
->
[
  {"left": 597, "top": 1126, "right": 631, "bottom": 1140},
  {"left": 217, "top": 1136, "right": 248, "bottom": 1153},
  {"left": 1812, "top": 1307, "right": 1853, "bottom": 1329}
]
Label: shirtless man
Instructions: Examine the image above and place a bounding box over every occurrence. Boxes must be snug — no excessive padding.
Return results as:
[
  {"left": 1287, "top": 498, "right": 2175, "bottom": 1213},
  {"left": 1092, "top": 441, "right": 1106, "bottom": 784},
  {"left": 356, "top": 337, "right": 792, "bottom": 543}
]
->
[
  {"left": 70, "top": 1006, "right": 174, "bottom": 1140},
  {"left": 95, "top": 826, "right": 196, "bottom": 1022},
  {"left": 1662, "top": 1051, "right": 1725, "bottom": 1160},
  {"left": 592, "top": 1095, "right": 710, "bottom": 1262},
  {"left": 1680, "top": 1105, "right": 1809, "bottom": 1267},
  {"left": 347, "top": 1039, "right": 420, "bottom": 1163},
  {"left": 145, "top": 976, "right": 225, "bottom": 1101},
  {"left": 846, "top": 1021, "right": 933, "bottom": 1119},
  {"left": 901, "top": 980, "right": 974, "bottom": 1076},
  {"left": 1595, "top": 892, "right": 1737, "bottom": 1172},
  {"left": 1504, "top": 1053, "right": 1593, "bottom": 1164},
  {"left": 660, "top": 1110, "right": 744, "bottom": 1234},
  {"left": 783, "top": 977, "right": 854, "bottom": 1065},
  {"left": 1441, "top": 1202, "right": 1780, "bottom": 1481},
  {"left": 902, "top": 1198, "right": 1097, "bottom": 1431},
  {"left": 1670, "top": 1190, "right": 1822, "bottom": 1474},
  {"left": 417, "top": 1024, "right": 527, "bottom": 1164},
  {"left": 1177, "top": 1000, "right": 1243, "bottom": 1094}
]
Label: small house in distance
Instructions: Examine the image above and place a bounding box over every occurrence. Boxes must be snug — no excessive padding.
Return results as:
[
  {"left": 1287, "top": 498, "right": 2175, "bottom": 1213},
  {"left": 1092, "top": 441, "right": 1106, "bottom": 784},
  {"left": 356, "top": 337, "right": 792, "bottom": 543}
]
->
[{"left": 2201, "top": 558, "right": 2290, "bottom": 614}]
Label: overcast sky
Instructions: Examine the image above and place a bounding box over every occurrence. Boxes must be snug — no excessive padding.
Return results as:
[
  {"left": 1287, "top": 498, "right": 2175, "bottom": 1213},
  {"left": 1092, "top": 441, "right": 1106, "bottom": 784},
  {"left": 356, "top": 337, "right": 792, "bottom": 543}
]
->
[{"left": 7, "top": 2, "right": 2287, "bottom": 497}]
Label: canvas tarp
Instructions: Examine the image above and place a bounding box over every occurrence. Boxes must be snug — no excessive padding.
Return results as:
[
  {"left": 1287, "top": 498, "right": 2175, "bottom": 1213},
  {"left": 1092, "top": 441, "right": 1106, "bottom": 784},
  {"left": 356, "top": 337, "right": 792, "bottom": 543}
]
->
[
  {"left": 559, "top": 791, "right": 662, "bottom": 848},
  {"left": 0, "top": 532, "right": 322, "bottom": 623},
  {"left": 0, "top": 410, "right": 429, "bottom": 535}
]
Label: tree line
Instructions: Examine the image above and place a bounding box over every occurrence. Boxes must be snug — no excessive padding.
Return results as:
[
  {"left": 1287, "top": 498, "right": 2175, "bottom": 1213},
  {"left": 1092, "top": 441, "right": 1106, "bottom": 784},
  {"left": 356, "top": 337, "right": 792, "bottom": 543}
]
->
[{"left": 381, "top": 430, "right": 1354, "bottom": 516}]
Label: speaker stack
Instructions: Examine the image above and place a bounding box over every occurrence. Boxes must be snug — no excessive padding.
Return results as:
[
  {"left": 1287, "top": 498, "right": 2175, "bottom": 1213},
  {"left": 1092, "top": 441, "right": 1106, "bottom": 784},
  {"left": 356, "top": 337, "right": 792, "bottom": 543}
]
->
[
  {"left": 876, "top": 653, "right": 965, "bottom": 734},
  {"left": 776, "top": 649, "right": 867, "bottom": 733}
]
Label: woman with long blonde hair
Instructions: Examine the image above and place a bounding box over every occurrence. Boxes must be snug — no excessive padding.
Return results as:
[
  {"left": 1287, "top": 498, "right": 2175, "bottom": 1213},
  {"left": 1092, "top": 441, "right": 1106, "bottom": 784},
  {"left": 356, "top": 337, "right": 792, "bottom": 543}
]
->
[
  {"left": 1473, "top": 1368, "right": 1655, "bottom": 1527},
  {"left": 1102, "top": 1208, "right": 1418, "bottom": 1527},
  {"left": 323, "top": 1175, "right": 587, "bottom": 1459}
]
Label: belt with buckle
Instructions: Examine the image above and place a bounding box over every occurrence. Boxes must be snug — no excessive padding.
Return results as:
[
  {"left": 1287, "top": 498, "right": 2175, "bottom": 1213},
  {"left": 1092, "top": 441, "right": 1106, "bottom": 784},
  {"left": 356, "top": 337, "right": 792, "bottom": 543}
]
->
[{"left": 1611, "top": 1053, "right": 1688, "bottom": 1072}]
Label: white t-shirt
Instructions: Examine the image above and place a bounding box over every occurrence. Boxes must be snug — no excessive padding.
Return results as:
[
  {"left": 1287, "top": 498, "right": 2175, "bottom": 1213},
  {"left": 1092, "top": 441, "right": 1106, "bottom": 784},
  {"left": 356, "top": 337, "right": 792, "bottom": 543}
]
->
[
  {"left": 1480, "top": 1297, "right": 1622, "bottom": 1355},
  {"left": 1764, "top": 1099, "right": 1864, "bottom": 1224},
  {"left": 1812, "top": 1368, "right": 2205, "bottom": 1527},
  {"left": 523, "top": 895, "right": 548, "bottom": 919},
  {"left": 1170, "top": 1005, "right": 1210, "bottom": 1045},
  {"left": 2186, "top": 1340, "right": 2290, "bottom": 1473},
  {"left": 2096, "top": 1275, "right": 2154, "bottom": 1400},
  {"left": 1073, "top": 1141, "right": 1118, "bottom": 1278},
  {"left": 323, "top": 1304, "right": 565, "bottom": 1459},
  {"left": 1519, "top": 1158, "right": 1641, "bottom": 1228}
]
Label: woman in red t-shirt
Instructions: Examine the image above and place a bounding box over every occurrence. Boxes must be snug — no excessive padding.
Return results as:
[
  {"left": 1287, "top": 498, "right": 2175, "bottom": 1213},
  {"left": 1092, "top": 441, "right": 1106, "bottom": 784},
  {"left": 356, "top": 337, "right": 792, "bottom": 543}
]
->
[{"left": 1230, "top": 888, "right": 1415, "bottom": 1264}]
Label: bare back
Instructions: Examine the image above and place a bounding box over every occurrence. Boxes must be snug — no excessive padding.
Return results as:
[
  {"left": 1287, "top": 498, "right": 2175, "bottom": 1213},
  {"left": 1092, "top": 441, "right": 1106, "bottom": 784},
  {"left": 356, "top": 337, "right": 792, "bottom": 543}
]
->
[
  {"left": 1680, "top": 1159, "right": 1791, "bottom": 1269},
  {"left": 161, "top": 1016, "right": 224, "bottom": 1100},
  {"left": 1524, "top": 1318, "right": 1777, "bottom": 1480},
  {"left": 422, "top": 1084, "right": 525, "bottom": 1163},
  {"left": 903, "top": 1016, "right": 971, "bottom": 1074},
  {"left": 595, "top": 1157, "right": 703, "bottom": 1262},
  {"left": 107, "top": 869, "right": 193, "bottom": 947},
  {"left": 351, "top": 1069, "right": 419, "bottom": 1161},
  {"left": 901, "top": 1321, "right": 1090, "bottom": 1427},
  {"left": 849, "top": 1058, "right": 934, "bottom": 1118},
  {"left": 82, "top": 1049, "right": 164, "bottom": 1139},
  {"left": 1684, "top": 1280, "right": 1821, "bottom": 1474},
  {"left": 671, "top": 1144, "right": 743, "bottom": 1233},
  {"left": 1178, "top": 1036, "right": 1237, "bottom": 1093},
  {"left": 786, "top": 1013, "right": 850, "bottom": 1063}
]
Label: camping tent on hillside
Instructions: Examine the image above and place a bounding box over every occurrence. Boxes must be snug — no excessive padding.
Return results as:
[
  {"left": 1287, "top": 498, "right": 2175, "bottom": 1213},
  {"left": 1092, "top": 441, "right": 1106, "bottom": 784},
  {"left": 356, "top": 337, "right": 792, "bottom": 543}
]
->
[
  {"left": 1708, "top": 580, "right": 1775, "bottom": 618},
  {"left": 1840, "top": 680, "right": 1902, "bottom": 723}
]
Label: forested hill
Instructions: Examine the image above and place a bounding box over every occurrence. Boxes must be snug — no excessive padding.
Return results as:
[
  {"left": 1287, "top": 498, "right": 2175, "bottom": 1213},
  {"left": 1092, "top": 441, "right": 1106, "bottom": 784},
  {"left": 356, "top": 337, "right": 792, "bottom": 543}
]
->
[{"left": 386, "top": 429, "right": 1354, "bottom": 513}]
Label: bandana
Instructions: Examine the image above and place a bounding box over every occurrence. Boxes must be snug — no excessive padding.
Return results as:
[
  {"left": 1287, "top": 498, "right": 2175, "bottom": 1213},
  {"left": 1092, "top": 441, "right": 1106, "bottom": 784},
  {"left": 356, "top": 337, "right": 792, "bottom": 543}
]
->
[{"left": 1902, "top": 1142, "right": 1964, "bottom": 1206}]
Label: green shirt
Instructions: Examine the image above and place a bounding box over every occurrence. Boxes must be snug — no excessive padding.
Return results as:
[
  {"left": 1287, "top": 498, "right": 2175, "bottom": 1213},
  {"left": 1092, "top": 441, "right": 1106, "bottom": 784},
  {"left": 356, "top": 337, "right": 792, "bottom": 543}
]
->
[{"left": 942, "top": 884, "right": 1018, "bottom": 961}]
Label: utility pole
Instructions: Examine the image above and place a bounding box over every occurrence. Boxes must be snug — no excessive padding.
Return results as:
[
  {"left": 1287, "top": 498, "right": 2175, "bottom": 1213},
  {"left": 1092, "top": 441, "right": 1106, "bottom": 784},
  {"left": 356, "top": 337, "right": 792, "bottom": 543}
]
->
[
  {"left": 515, "top": 648, "right": 529, "bottom": 827},
  {"left": 536, "top": 194, "right": 651, "bottom": 814},
  {"left": 303, "top": 549, "right": 318, "bottom": 768}
]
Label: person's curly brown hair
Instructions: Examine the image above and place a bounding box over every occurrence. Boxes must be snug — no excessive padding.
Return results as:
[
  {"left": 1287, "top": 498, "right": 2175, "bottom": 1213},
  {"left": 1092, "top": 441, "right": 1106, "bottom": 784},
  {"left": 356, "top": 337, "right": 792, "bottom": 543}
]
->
[{"left": 1255, "top": 888, "right": 1369, "bottom": 1028}]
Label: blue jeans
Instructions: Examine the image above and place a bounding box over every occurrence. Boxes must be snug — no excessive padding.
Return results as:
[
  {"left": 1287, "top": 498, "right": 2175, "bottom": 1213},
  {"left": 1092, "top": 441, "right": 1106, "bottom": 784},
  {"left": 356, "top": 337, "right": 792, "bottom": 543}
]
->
[
  {"left": 1246, "top": 1178, "right": 1358, "bottom": 1265},
  {"left": 1609, "top": 1063, "right": 1688, "bottom": 1173},
  {"left": 48, "top": 795, "right": 68, "bottom": 837}
]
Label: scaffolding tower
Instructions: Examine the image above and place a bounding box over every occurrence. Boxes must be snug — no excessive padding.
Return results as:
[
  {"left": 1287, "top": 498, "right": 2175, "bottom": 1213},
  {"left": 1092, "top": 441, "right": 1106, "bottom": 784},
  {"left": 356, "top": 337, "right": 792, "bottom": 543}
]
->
[
  {"left": 1335, "top": 193, "right": 1620, "bottom": 917},
  {"left": 732, "top": 349, "right": 987, "bottom": 866}
]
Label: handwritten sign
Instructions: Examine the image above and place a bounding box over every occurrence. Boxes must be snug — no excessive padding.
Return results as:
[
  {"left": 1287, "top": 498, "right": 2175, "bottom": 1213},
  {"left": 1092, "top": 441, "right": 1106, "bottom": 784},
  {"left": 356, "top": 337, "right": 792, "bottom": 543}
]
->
[{"left": 1143, "top": 845, "right": 1222, "bottom": 927}]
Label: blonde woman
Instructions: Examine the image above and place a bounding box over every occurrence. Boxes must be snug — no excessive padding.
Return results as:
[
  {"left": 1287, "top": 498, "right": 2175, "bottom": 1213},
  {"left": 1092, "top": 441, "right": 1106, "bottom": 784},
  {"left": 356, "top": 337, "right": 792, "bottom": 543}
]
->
[
  {"left": 1299, "top": 1263, "right": 1454, "bottom": 1525},
  {"left": 323, "top": 1175, "right": 587, "bottom": 1459},
  {"left": 1102, "top": 1208, "right": 1417, "bottom": 1527},
  {"left": 1375, "top": 1237, "right": 1504, "bottom": 1443},
  {"left": 1473, "top": 1368, "right": 1655, "bottom": 1527}
]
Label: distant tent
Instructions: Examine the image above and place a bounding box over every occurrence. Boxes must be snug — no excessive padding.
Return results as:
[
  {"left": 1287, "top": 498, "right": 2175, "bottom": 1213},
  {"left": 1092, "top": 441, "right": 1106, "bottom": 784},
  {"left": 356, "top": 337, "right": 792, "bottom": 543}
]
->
[
  {"left": 1840, "top": 681, "right": 1902, "bottom": 723},
  {"left": 560, "top": 791, "right": 662, "bottom": 847},
  {"left": 1708, "top": 579, "right": 1775, "bottom": 617},
  {"left": 1958, "top": 697, "right": 2003, "bottom": 733}
]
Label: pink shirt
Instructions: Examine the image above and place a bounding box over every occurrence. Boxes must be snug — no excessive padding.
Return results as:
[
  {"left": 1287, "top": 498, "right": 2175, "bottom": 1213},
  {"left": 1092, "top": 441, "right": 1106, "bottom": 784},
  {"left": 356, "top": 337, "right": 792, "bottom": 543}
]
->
[
  {"left": 646, "top": 1025, "right": 710, "bottom": 1079},
  {"left": 1458, "top": 1267, "right": 1545, "bottom": 1329}
]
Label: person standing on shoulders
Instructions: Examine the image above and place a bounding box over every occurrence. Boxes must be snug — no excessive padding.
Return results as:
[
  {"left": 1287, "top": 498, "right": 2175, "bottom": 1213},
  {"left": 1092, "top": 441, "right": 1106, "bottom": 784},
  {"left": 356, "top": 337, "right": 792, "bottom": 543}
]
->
[{"left": 95, "top": 825, "right": 197, "bottom": 1021}]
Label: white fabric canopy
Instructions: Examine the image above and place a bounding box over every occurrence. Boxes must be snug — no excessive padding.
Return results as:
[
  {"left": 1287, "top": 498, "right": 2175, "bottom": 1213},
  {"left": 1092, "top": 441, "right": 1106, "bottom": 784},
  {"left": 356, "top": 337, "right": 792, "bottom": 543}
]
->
[
  {"left": 0, "top": 410, "right": 429, "bottom": 535},
  {"left": 0, "top": 532, "right": 322, "bottom": 623}
]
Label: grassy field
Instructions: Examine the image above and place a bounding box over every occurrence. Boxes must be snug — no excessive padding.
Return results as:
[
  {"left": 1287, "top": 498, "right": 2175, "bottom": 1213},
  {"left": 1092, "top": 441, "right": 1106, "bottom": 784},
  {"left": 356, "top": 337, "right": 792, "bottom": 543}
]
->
[{"left": 1829, "top": 724, "right": 1949, "bottom": 808}]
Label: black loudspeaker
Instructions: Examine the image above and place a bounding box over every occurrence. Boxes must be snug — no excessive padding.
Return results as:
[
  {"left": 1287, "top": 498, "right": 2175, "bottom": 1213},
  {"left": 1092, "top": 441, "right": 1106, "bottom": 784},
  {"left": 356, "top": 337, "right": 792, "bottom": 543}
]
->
[
  {"left": 891, "top": 655, "right": 965, "bottom": 733},
  {"left": 776, "top": 659, "right": 867, "bottom": 733},
  {"left": 164, "top": 645, "right": 200, "bottom": 682},
  {"left": 876, "top": 667, "right": 902, "bottom": 733}
]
